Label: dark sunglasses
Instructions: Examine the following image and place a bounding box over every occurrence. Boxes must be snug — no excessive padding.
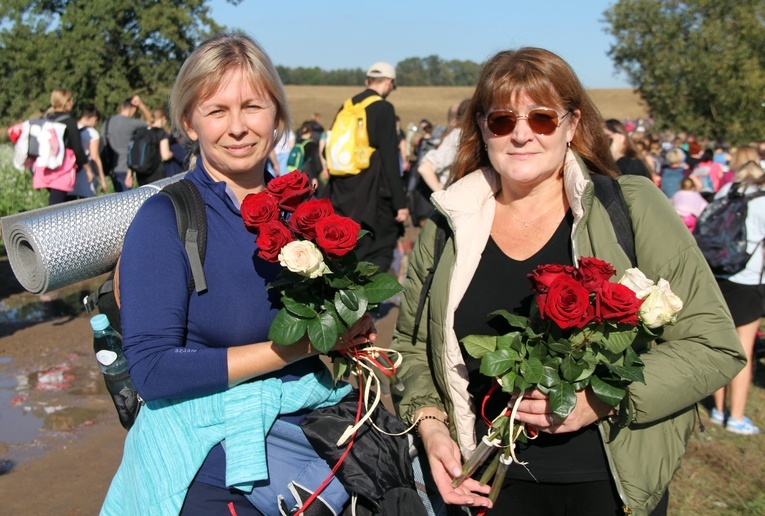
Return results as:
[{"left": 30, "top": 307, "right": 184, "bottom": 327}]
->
[{"left": 483, "top": 108, "right": 570, "bottom": 136}]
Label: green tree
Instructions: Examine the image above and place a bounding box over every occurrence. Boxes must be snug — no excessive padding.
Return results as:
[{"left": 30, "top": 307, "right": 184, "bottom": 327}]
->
[
  {"left": 604, "top": 0, "right": 765, "bottom": 143},
  {"left": 0, "top": 0, "right": 239, "bottom": 126}
]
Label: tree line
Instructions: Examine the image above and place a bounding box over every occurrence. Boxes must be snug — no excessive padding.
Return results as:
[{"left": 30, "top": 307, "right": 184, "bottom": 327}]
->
[{"left": 1, "top": 1, "right": 763, "bottom": 144}]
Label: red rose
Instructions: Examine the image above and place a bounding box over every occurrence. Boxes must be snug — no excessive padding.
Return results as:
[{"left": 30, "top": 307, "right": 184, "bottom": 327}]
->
[
  {"left": 241, "top": 191, "right": 280, "bottom": 233},
  {"left": 595, "top": 282, "right": 643, "bottom": 325},
  {"left": 315, "top": 214, "right": 361, "bottom": 258},
  {"left": 290, "top": 198, "right": 335, "bottom": 240},
  {"left": 576, "top": 257, "right": 616, "bottom": 292},
  {"left": 536, "top": 276, "right": 594, "bottom": 329},
  {"left": 266, "top": 170, "right": 313, "bottom": 212},
  {"left": 255, "top": 221, "right": 294, "bottom": 262},
  {"left": 527, "top": 263, "right": 577, "bottom": 293}
]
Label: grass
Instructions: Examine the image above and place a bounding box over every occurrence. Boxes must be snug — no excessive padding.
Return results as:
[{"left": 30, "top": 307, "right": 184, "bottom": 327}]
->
[
  {"left": 0, "top": 144, "right": 48, "bottom": 218},
  {"left": 669, "top": 359, "right": 765, "bottom": 514}
]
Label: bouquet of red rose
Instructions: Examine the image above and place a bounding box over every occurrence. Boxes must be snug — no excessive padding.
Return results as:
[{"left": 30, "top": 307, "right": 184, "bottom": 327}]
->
[
  {"left": 241, "top": 170, "right": 403, "bottom": 355},
  {"left": 454, "top": 257, "right": 683, "bottom": 502}
]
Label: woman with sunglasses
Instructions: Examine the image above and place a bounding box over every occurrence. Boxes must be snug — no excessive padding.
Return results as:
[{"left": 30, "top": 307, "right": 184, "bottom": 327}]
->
[{"left": 392, "top": 48, "right": 744, "bottom": 515}]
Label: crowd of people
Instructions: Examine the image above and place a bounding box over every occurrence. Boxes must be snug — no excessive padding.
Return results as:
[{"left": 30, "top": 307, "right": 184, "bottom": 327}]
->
[{"left": 12, "top": 31, "right": 764, "bottom": 515}]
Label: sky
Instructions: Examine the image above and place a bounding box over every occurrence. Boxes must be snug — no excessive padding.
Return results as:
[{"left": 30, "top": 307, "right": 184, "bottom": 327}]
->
[{"left": 209, "top": 0, "right": 630, "bottom": 89}]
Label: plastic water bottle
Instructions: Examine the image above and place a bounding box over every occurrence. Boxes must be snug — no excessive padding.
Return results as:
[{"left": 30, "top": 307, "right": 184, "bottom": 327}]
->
[{"left": 90, "top": 314, "right": 141, "bottom": 430}]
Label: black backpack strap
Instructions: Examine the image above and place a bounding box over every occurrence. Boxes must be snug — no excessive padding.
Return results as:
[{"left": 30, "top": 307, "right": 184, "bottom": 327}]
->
[
  {"left": 591, "top": 174, "right": 637, "bottom": 268},
  {"left": 412, "top": 212, "right": 451, "bottom": 345},
  {"left": 160, "top": 179, "right": 208, "bottom": 294}
]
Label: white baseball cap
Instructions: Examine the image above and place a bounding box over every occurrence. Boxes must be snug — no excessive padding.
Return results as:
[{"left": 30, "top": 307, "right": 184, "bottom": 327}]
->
[{"left": 366, "top": 61, "right": 396, "bottom": 80}]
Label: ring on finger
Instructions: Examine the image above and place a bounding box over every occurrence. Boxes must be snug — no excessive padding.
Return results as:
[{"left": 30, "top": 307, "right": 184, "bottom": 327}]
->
[{"left": 548, "top": 414, "right": 555, "bottom": 425}]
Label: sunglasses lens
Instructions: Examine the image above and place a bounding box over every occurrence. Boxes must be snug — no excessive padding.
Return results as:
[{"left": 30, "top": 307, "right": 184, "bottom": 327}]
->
[
  {"left": 486, "top": 112, "right": 516, "bottom": 136},
  {"left": 528, "top": 110, "right": 559, "bottom": 135}
]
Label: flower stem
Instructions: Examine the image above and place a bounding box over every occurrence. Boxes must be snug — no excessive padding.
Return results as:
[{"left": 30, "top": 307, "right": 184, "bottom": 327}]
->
[
  {"left": 451, "top": 433, "right": 501, "bottom": 488},
  {"left": 488, "top": 451, "right": 512, "bottom": 503},
  {"left": 478, "top": 451, "right": 501, "bottom": 486}
]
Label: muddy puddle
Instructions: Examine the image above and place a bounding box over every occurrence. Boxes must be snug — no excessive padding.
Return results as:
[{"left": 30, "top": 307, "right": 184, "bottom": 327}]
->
[{"left": 0, "top": 282, "right": 110, "bottom": 465}]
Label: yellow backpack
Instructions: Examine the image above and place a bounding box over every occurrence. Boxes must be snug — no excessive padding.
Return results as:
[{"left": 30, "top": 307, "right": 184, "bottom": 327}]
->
[{"left": 327, "top": 95, "right": 381, "bottom": 176}]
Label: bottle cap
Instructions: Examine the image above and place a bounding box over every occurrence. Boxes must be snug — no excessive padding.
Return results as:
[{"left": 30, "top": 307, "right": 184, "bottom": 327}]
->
[{"left": 90, "top": 314, "right": 110, "bottom": 331}]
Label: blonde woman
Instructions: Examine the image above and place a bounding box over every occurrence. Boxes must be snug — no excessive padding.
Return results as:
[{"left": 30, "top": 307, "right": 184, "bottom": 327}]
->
[{"left": 711, "top": 152, "right": 765, "bottom": 435}]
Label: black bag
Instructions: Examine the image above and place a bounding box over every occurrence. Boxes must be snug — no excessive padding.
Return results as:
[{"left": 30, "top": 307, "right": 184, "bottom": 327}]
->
[
  {"left": 127, "top": 126, "right": 162, "bottom": 177},
  {"left": 693, "top": 183, "right": 765, "bottom": 275},
  {"left": 300, "top": 391, "right": 428, "bottom": 515}
]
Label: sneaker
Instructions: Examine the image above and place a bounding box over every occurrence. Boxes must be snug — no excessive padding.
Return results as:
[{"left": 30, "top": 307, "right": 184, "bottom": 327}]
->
[
  {"left": 709, "top": 408, "right": 726, "bottom": 425},
  {"left": 725, "top": 416, "right": 761, "bottom": 435}
]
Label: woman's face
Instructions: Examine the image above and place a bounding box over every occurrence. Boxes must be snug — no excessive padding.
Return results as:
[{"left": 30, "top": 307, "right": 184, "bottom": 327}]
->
[
  {"left": 184, "top": 68, "right": 277, "bottom": 183},
  {"left": 480, "top": 91, "right": 578, "bottom": 190}
]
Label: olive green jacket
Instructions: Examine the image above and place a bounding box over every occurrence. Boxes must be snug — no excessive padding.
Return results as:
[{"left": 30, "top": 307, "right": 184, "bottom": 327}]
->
[{"left": 391, "top": 151, "right": 745, "bottom": 515}]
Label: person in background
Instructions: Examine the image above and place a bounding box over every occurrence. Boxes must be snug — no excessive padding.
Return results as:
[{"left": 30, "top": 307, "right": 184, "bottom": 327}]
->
[
  {"left": 660, "top": 148, "right": 691, "bottom": 198},
  {"left": 42, "top": 88, "right": 93, "bottom": 205},
  {"left": 102, "top": 96, "right": 151, "bottom": 192},
  {"left": 164, "top": 129, "right": 191, "bottom": 177},
  {"left": 327, "top": 61, "right": 408, "bottom": 273},
  {"left": 416, "top": 99, "right": 470, "bottom": 194},
  {"left": 293, "top": 120, "right": 322, "bottom": 190},
  {"left": 134, "top": 108, "right": 175, "bottom": 186},
  {"left": 604, "top": 118, "right": 652, "bottom": 178},
  {"left": 392, "top": 47, "right": 744, "bottom": 515},
  {"left": 105, "top": 32, "right": 375, "bottom": 514},
  {"left": 710, "top": 156, "right": 765, "bottom": 435},
  {"left": 670, "top": 177, "right": 708, "bottom": 232},
  {"left": 71, "top": 104, "right": 108, "bottom": 198},
  {"left": 691, "top": 148, "right": 724, "bottom": 201}
]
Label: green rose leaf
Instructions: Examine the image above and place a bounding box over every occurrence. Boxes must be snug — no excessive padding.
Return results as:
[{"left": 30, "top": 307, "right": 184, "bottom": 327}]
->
[
  {"left": 606, "top": 364, "right": 646, "bottom": 384},
  {"left": 590, "top": 376, "right": 627, "bottom": 408},
  {"left": 282, "top": 296, "right": 318, "bottom": 318},
  {"left": 561, "top": 354, "right": 586, "bottom": 382},
  {"left": 602, "top": 328, "right": 639, "bottom": 354},
  {"left": 480, "top": 349, "right": 516, "bottom": 377},
  {"left": 549, "top": 383, "right": 578, "bottom": 419},
  {"left": 571, "top": 377, "right": 591, "bottom": 391},
  {"left": 268, "top": 308, "right": 310, "bottom": 346},
  {"left": 333, "top": 358, "right": 348, "bottom": 383},
  {"left": 519, "top": 357, "right": 544, "bottom": 384},
  {"left": 307, "top": 311, "right": 340, "bottom": 354},
  {"left": 334, "top": 290, "right": 367, "bottom": 326},
  {"left": 326, "top": 274, "right": 353, "bottom": 289},
  {"left": 461, "top": 334, "right": 498, "bottom": 358},
  {"left": 497, "top": 332, "right": 522, "bottom": 351},
  {"left": 355, "top": 260, "right": 379, "bottom": 276},
  {"left": 357, "top": 229, "right": 372, "bottom": 240},
  {"left": 547, "top": 339, "right": 572, "bottom": 354},
  {"left": 539, "top": 365, "right": 561, "bottom": 388},
  {"left": 500, "top": 370, "right": 517, "bottom": 393},
  {"left": 364, "top": 273, "right": 404, "bottom": 304},
  {"left": 528, "top": 342, "right": 548, "bottom": 361},
  {"left": 490, "top": 310, "right": 529, "bottom": 329},
  {"left": 623, "top": 346, "right": 643, "bottom": 368},
  {"left": 338, "top": 289, "right": 359, "bottom": 311},
  {"left": 515, "top": 375, "right": 533, "bottom": 392}
]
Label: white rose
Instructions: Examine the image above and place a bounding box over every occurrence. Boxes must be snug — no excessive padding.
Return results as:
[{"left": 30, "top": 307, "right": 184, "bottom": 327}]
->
[
  {"left": 278, "top": 240, "right": 328, "bottom": 279},
  {"left": 618, "top": 268, "right": 655, "bottom": 300},
  {"left": 639, "top": 279, "right": 684, "bottom": 328}
]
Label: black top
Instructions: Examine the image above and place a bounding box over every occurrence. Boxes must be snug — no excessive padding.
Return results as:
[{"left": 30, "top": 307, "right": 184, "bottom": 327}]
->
[
  {"left": 616, "top": 156, "right": 650, "bottom": 179},
  {"left": 454, "top": 210, "right": 610, "bottom": 483}
]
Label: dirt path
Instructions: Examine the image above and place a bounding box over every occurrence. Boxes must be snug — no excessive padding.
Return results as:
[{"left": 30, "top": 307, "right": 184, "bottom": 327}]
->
[{"left": 0, "top": 257, "right": 400, "bottom": 514}]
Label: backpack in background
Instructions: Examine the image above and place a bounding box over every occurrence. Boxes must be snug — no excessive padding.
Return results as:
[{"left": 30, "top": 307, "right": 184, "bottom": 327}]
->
[
  {"left": 327, "top": 95, "right": 381, "bottom": 176},
  {"left": 10, "top": 114, "right": 70, "bottom": 172},
  {"left": 693, "top": 183, "right": 765, "bottom": 275},
  {"left": 286, "top": 139, "right": 312, "bottom": 172},
  {"left": 127, "top": 126, "right": 162, "bottom": 177}
]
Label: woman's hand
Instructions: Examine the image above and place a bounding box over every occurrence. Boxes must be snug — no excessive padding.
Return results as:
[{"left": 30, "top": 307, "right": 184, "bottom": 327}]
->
[
  {"left": 419, "top": 417, "right": 493, "bottom": 508},
  {"left": 331, "top": 313, "right": 377, "bottom": 352},
  {"left": 510, "top": 388, "right": 615, "bottom": 433}
]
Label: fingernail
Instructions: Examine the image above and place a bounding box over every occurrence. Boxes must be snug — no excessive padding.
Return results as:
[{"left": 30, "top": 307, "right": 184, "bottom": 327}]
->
[
  {"left": 452, "top": 467, "right": 462, "bottom": 477},
  {"left": 466, "top": 499, "right": 474, "bottom": 505}
]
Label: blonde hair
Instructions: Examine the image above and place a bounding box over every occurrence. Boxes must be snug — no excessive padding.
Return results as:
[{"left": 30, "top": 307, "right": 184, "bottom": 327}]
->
[
  {"left": 735, "top": 160, "right": 764, "bottom": 183},
  {"left": 452, "top": 47, "right": 618, "bottom": 182},
  {"left": 665, "top": 148, "right": 685, "bottom": 166},
  {"left": 50, "top": 88, "right": 73, "bottom": 112},
  {"left": 731, "top": 145, "right": 760, "bottom": 172},
  {"left": 169, "top": 32, "right": 290, "bottom": 147}
]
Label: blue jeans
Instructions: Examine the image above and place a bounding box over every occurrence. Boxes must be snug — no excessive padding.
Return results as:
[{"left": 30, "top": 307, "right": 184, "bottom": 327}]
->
[{"left": 112, "top": 171, "right": 130, "bottom": 192}]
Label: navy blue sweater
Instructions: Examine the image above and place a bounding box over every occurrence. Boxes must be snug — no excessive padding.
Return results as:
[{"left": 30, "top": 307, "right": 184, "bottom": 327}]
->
[{"left": 119, "top": 162, "right": 322, "bottom": 486}]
